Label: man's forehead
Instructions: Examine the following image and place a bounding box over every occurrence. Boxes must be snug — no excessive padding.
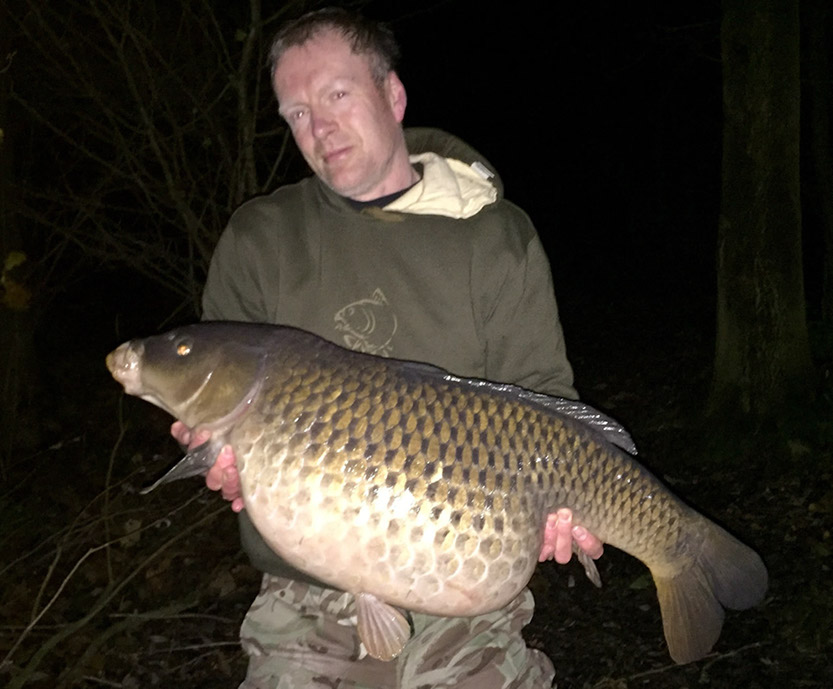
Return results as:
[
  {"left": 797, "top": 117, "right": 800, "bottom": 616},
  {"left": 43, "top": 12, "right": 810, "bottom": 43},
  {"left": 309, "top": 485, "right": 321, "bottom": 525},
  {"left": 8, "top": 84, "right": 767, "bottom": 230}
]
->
[{"left": 274, "top": 30, "right": 376, "bottom": 98}]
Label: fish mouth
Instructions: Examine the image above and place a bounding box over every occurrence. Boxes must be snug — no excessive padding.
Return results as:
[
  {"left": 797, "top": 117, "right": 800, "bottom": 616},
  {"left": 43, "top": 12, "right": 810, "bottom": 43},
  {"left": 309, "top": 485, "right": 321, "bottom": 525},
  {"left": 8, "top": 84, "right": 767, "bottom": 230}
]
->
[{"left": 106, "top": 342, "right": 144, "bottom": 395}]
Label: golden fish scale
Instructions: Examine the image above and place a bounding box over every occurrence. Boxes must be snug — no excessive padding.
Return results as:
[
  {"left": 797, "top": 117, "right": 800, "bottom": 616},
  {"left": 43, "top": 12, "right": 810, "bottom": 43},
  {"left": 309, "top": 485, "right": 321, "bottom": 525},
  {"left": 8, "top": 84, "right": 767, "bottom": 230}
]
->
[{"left": 233, "top": 349, "right": 691, "bottom": 615}]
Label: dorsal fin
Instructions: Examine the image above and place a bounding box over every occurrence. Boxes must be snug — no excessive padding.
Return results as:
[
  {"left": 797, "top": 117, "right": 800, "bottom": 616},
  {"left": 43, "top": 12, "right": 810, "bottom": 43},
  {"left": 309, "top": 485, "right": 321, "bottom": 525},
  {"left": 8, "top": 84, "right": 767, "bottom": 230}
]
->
[{"left": 397, "top": 361, "right": 637, "bottom": 455}]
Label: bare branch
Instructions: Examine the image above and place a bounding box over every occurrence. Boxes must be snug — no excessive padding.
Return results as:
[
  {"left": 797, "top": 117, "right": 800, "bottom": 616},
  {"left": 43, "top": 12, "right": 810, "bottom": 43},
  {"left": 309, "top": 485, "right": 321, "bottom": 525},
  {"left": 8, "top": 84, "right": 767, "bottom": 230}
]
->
[{"left": 9, "top": 0, "right": 294, "bottom": 312}]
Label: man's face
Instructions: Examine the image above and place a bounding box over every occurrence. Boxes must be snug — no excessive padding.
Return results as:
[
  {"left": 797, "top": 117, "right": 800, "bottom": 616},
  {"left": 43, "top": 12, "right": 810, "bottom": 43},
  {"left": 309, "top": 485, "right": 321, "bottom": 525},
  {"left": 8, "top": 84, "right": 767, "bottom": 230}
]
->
[{"left": 274, "top": 30, "right": 409, "bottom": 201}]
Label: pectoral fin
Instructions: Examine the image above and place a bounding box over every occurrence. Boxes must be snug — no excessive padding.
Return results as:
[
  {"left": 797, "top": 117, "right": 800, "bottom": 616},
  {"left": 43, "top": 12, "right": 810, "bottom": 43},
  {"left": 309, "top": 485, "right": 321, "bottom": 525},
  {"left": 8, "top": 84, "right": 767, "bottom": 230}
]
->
[
  {"left": 574, "top": 542, "right": 603, "bottom": 588},
  {"left": 355, "top": 592, "right": 412, "bottom": 661},
  {"left": 140, "top": 440, "right": 220, "bottom": 494}
]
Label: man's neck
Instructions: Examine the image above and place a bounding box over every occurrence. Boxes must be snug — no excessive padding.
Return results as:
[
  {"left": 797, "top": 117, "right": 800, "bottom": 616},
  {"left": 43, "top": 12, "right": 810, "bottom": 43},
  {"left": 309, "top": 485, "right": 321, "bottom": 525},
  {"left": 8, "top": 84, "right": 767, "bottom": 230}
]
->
[{"left": 343, "top": 164, "right": 423, "bottom": 209}]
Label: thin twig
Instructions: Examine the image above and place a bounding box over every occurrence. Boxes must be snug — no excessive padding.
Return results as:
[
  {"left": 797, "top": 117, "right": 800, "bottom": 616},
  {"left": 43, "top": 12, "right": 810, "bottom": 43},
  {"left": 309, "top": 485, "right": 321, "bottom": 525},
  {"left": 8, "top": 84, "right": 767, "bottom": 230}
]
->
[
  {"left": 148, "top": 640, "right": 241, "bottom": 654},
  {"left": 3, "top": 503, "right": 226, "bottom": 689},
  {"left": 109, "top": 612, "right": 239, "bottom": 624},
  {"left": 29, "top": 545, "right": 63, "bottom": 625},
  {"left": 57, "top": 599, "right": 200, "bottom": 687},
  {"left": 590, "top": 641, "right": 769, "bottom": 687},
  {"left": 103, "top": 395, "right": 129, "bottom": 583},
  {"left": 79, "top": 677, "right": 124, "bottom": 688}
]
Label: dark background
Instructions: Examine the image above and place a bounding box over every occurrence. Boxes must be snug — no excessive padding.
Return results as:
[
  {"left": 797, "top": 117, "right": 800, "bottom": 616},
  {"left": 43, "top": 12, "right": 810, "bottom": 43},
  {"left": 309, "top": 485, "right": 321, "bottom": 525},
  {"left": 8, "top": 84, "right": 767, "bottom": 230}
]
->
[
  {"left": 361, "top": 1, "right": 719, "bottom": 306},
  {"left": 5, "top": 2, "right": 831, "bottom": 688}
]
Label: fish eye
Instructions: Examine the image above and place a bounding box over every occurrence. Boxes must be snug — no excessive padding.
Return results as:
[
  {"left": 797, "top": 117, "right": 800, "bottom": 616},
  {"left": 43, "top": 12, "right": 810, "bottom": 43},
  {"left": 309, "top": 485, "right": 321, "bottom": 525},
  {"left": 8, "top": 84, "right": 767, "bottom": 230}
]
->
[{"left": 176, "top": 339, "right": 192, "bottom": 356}]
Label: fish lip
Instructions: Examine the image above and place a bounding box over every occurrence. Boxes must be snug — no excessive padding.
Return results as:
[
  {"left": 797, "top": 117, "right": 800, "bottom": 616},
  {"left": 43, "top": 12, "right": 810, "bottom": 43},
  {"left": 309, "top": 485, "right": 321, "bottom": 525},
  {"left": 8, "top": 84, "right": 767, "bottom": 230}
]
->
[{"left": 106, "top": 341, "right": 145, "bottom": 395}]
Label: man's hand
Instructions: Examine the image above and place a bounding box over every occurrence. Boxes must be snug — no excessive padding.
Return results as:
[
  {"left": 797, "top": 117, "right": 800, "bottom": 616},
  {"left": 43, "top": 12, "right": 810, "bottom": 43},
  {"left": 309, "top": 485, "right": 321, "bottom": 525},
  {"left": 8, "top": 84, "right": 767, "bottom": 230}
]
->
[
  {"left": 206, "top": 444, "right": 245, "bottom": 512},
  {"left": 171, "top": 419, "right": 210, "bottom": 449},
  {"left": 170, "top": 421, "right": 245, "bottom": 512},
  {"left": 539, "top": 508, "right": 603, "bottom": 564}
]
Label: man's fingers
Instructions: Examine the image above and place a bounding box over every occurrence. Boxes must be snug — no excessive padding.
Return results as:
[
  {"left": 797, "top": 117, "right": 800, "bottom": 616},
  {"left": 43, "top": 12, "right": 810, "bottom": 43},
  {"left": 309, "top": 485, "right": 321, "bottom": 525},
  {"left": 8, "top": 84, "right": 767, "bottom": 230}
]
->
[
  {"left": 539, "top": 508, "right": 604, "bottom": 565},
  {"left": 538, "top": 509, "right": 574, "bottom": 563},
  {"left": 188, "top": 429, "right": 212, "bottom": 451},
  {"left": 205, "top": 445, "right": 232, "bottom": 490},
  {"left": 204, "top": 445, "right": 243, "bottom": 509},
  {"left": 221, "top": 466, "right": 244, "bottom": 509},
  {"left": 205, "top": 462, "right": 223, "bottom": 491},
  {"left": 215, "top": 444, "right": 236, "bottom": 469},
  {"left": 572, "top": 525, "right": 604, "bottom": 560},
  {"left": 220, "top": 464, "right": 241, "bottom": 500},
  {"left": 171, "top": 420, "right": 191, "bottom": 446},
  {"left": 538, "top": 514, "right": 557, "bottom": 562},
  {"left": 553, "top": 508, "right": 574, "bottom": 564},
  {"left": 171, "top": 426, "right": 243, "bottom": 512}
]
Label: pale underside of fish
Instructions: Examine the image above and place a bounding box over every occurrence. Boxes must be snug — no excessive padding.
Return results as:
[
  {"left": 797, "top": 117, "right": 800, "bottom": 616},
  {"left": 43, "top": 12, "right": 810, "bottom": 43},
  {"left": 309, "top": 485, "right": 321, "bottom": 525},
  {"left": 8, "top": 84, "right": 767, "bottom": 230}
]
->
[{"left": 107, "top": 322, "right": 768, "bottom": 664}]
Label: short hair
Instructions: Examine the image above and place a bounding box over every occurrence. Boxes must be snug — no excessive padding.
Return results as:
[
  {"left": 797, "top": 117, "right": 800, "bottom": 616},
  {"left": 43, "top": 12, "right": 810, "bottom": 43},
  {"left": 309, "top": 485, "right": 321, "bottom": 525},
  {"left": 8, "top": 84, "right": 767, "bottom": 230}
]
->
[{"left": 268, "top": 7, "right": 400, "bottom": 87}]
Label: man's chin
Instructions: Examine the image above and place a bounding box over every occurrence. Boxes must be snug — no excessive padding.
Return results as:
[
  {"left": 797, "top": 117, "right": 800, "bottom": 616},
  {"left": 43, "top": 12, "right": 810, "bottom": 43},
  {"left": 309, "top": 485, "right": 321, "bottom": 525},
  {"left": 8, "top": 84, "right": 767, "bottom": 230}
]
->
[{"left": 324, "top": 175, "right": 372, "bottom": 200}]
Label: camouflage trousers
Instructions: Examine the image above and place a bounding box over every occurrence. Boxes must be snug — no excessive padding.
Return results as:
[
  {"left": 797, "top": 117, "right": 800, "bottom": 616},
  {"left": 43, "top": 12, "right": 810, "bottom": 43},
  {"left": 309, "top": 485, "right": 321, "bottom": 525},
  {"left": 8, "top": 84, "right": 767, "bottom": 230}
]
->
[{"left": 238, "top": 575, "right": 554, "bottom": 689}]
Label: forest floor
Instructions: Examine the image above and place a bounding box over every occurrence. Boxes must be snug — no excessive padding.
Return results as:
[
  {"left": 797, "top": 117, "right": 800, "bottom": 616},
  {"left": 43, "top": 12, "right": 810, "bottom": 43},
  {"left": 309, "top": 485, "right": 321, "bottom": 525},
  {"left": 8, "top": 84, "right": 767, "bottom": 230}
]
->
[{"left": 1, "top": 284, "right": 831, "bottom": 689}]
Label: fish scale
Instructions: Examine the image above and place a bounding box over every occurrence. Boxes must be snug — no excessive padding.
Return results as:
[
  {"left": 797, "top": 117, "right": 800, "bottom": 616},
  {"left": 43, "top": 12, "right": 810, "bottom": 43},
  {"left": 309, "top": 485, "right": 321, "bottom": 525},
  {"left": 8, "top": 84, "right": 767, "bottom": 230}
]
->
[
  {"left": 107, "top": 321, "right": 767, "bottom": 664},
  {"left": 238, "top": 345, "right": 543, "bottom": 610}
]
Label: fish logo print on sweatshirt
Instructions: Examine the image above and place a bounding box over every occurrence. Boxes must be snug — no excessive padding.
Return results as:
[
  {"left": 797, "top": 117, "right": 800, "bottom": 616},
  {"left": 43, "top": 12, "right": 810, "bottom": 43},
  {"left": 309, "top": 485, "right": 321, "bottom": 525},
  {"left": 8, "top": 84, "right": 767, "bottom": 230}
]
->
[{"left": 334, "top": 288, "right": 397, "bottom": 356}]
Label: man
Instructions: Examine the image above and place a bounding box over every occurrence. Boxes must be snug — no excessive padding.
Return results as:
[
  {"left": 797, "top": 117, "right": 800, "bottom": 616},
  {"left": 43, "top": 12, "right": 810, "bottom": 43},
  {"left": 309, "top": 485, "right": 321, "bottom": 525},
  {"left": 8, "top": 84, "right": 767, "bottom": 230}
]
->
[{"left": 175, "top": 8, "right": 603, "bottom": 688}]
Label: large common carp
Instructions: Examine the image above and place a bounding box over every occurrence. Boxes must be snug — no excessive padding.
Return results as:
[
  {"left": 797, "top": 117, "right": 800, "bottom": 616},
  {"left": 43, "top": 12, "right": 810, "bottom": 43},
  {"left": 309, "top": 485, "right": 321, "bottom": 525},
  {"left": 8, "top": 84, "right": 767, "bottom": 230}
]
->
[{"left": 106, "top": 322, "right": 767, "bottom": 663}]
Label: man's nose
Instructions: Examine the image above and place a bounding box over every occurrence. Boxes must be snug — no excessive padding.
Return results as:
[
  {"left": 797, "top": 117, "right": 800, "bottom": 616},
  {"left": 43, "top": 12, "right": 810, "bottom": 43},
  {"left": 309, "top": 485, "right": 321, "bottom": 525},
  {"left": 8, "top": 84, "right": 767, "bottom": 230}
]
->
[{"left": 311, "top": 109, "right": 337, "bottom": 139}]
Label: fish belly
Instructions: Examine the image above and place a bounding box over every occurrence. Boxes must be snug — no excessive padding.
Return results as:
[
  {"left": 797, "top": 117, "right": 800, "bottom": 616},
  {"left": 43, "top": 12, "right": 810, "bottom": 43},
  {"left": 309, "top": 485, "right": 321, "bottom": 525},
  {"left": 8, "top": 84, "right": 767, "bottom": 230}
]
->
[{"left": 236, "top": 440, "right": 543, "bottom": 616}]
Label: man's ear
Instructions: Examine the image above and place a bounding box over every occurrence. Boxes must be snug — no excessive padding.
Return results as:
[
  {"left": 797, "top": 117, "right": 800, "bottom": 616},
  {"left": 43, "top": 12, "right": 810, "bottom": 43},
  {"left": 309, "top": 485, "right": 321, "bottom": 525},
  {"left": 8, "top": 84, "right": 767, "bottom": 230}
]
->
[{"left": 386, "top": 71, "right": 408, "bottom": 123}]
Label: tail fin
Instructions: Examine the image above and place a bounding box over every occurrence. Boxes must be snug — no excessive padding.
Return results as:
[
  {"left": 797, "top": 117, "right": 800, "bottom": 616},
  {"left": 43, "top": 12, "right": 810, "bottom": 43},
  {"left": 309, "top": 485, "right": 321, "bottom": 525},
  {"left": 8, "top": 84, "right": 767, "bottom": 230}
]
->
[{"left": 652, "top": 519, "right": 768, "bottom": 664}]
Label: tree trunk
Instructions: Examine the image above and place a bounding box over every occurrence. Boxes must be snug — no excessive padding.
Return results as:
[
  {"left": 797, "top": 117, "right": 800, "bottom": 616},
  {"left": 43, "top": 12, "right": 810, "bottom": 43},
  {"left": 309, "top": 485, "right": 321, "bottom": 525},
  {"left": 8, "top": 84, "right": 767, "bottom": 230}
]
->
[
  {"left": 1, "top": 19, "right": 39, "bottom": 475},
  {"left": 711, "top": 0, "right": 813, "bottom": 417},
  {"left": 802, "top": 0, "right": 833, "bottom": 323}
]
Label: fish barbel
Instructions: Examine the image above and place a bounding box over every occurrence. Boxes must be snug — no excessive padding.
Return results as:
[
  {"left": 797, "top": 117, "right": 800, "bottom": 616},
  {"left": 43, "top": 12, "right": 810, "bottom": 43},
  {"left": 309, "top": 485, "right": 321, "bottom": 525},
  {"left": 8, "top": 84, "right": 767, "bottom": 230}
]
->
[{"left": 106, "top": 322, "right": 767, "bottom": 663}]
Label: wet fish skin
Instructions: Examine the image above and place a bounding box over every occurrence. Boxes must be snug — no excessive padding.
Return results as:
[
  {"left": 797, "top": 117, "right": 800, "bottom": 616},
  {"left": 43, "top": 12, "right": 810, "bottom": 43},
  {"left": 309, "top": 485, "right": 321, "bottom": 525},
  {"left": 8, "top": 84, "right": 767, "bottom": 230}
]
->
[{"left": 107, "top": 322, "right": 768, "bottom": 664}]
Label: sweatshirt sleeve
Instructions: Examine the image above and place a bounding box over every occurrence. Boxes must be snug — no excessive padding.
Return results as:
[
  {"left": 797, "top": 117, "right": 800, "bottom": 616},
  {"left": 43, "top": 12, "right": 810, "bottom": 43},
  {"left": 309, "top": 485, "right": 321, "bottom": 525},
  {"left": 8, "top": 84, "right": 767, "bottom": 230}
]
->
[
  {"left": 201, "top": 214, "right": 268, "bottom": 323},
  {"left": 477, "top": 211, "right": 578, "bottom": 400}
]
